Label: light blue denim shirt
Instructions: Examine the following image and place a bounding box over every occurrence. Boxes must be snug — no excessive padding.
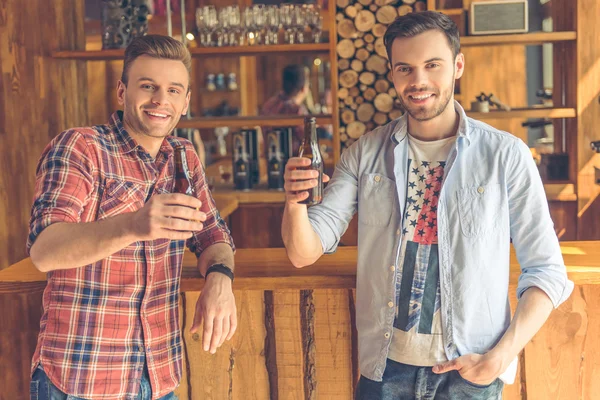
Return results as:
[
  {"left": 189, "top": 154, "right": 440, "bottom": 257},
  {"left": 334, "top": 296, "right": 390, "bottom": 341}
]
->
[{"left": 307, "top": 101, "right": 574, "bottom": 382}]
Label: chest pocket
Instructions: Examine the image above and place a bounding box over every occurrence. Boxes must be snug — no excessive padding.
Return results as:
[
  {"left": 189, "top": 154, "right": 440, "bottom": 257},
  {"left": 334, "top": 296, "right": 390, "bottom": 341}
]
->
[
  {"left": 358, "top": 173, "right": 396, "bottom": 226},
  {"left": 456, "top": 183, "right": 502, "bottom": 238},
  {"left": 98, "top": 179, "right": 145, "bottom": 220}
]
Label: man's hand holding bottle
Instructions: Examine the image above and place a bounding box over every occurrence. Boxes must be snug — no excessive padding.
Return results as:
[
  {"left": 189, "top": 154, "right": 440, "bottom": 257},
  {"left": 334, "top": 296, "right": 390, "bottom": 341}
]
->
[{"left": 283, "top": 157, "right": 330, "bottom": 205}]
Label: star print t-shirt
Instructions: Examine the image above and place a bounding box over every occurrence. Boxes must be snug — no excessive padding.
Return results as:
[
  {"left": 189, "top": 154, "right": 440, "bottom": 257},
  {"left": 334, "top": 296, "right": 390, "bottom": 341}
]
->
[{"left": 388, "top": 133, "right": 456, "bottom": 367}]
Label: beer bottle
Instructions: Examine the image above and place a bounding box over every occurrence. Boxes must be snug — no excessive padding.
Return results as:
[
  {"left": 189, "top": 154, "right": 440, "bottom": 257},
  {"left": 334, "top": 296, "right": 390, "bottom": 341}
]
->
[
  {"left": 233, "top": 145, "right": 252, "bottom": 191},
  {"left": 268, "top": 143, "right": 284, "bottom": 190},
  {"left": 298, "top": 117, "right": 323, "bottom": 206},
  {"left": 174, "top": 145, "right": 194, "bottom": 196}
]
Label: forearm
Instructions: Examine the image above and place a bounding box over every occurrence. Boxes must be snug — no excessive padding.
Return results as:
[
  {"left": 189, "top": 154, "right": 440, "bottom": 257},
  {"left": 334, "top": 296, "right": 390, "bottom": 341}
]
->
[
  {"left": 197, "top": 242, "right": 235, "bottom": 276},
  {"left": 30, "top": 213, "right": 136, "bottom": 272},
  {"left": 281, "top": 203, "right": 323, "bottom": 268},
  {"left": 489, "top": 287, "right": 554, "bottom": 368}
]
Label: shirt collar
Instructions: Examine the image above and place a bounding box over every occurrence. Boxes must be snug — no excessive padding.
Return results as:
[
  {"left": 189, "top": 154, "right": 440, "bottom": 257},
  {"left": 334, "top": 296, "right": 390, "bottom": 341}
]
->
[
  {"left": 390, "top": 100, "right": 471, "bottom": 145},
  {"left": 110, "top": 111, "right": 175, "bottom": 159}
]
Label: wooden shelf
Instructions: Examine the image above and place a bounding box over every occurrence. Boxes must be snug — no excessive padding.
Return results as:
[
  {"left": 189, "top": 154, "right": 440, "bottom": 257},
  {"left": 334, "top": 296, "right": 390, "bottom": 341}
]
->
[
  {"left": 466, "top": 107, "right": 576, "bottom": 120},
  {"left": 177, "top": 114, "right": 333, "bottom": 129},
  {"left": 460, "top": 31, "right": 576, "bottom": 47},
  {"left": 52, "top": 43, "right": 331, "bottom": 60},
  {"left": 438, "top": 8, "right": 464, "bottom": 16}
]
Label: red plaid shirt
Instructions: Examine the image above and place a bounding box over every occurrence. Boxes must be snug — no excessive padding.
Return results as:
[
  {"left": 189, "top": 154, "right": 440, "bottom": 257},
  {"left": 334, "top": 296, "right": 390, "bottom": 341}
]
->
[{"left": 27, "top": 111, "right": 234, "bottom": 399}]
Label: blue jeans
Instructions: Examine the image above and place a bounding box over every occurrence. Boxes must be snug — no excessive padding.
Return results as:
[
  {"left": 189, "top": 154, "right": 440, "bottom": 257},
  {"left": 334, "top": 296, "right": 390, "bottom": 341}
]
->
[
  {"left": 30, "top": 365, "right": 178, "bottom": 400},
  {"left": 356, "top": 359, "right": 503, "bottom": 400}
]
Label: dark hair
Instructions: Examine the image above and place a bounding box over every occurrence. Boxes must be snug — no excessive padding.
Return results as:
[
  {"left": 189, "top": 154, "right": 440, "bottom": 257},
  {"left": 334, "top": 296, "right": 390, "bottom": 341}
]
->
[
  {"left": 384, "top": 11, "right": 460, "bottom": 63},
  {"left": 282, "top": 64, "right": 308, "bottom": 96},
  {"left": 121, "top": 35, "right": 192, "bottom": 91}
]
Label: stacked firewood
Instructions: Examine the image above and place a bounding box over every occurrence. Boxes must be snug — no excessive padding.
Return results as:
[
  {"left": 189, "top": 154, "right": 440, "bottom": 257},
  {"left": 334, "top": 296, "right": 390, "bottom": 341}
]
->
[{"left": 336, "top": 0, "right": 426, "bottom": 149}]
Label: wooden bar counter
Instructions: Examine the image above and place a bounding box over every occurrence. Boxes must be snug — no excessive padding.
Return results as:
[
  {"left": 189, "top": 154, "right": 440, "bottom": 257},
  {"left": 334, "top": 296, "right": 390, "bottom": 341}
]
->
[{"left": 1, "top": 242, "right": 600, "bottom": 399}]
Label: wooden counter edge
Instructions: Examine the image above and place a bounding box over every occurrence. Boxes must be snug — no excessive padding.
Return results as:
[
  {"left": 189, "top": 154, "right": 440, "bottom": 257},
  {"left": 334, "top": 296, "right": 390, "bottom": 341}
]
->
[
  {"left": 212, "top": 195, "right": 239, "bottom": 219},
  {"left": 1, "top": 242, "right": 599, "bottom": 294}
]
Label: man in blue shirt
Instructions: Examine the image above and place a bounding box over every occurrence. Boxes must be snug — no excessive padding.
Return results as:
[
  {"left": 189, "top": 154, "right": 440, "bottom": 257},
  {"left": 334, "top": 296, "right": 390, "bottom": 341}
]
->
[{"left": 281, "top": 11, "right": 573, "bottom": 400}]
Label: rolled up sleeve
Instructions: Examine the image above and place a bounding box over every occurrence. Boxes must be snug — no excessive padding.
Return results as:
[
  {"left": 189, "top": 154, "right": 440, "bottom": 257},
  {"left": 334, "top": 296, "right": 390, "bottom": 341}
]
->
[
  {"left": 507, "top": 139, "right": 574, "bottom": 307},
  {"left": 185, "top": 145, "right": 235, "bottom": 257},
  {"left": 308, "top": 140, "right": 359, "bottom": 254},
  {"left": 27, "top": 130, "right": 95, "bottom": 254}
]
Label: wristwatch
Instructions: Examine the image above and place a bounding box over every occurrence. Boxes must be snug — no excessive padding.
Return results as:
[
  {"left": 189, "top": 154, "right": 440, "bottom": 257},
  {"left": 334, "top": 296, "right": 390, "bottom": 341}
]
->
[{"left": 205, "top": 263, "right": 234, "bottom": 282}]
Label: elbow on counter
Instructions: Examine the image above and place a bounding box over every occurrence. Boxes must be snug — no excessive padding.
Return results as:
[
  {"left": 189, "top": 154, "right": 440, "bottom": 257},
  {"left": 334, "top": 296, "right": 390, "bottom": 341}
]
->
[
  {"left": 291, "top": 259, "right": 309, "bottom": 269},
  {"left": 285, "top": 250, "right": 315, "bottom": 269},
  {"left": 29, "top": 243, "right": 51, "bottom": 273}
]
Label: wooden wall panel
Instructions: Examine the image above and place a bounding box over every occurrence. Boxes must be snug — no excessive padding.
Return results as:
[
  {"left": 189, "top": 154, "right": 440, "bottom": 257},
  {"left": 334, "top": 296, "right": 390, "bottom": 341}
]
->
[
  {"left": 459, "top": 46, "right": 528, "bottom": 142},
  {"left": 0, "top": 0, "right": 87, "bottom": 272},
  {"left": 313, "top": 289, "right": 353, "bottom": 399},
  {"left": 0, "top": 0, "right": 87, "bottom": 397},
  {"left": 579, "top": 285, "right": 600, "bottom": 399},
  {"left": 548, "top": 201, "right": 578, "bottom": 241},
  {"left": 228, "top": 204, "right": 285, "bottom": 248},
  {"left": 4, "top": 284, "right": 600, "bottom": 399},
  {"left": 0, "top": 291, "right": 44, "bottom": 398},
  {"left": 273, "top": 290, "right": 305, "bottom": 399},
  {"left": 575, "top": 0, "right": 600, "bottom": 240},
  {"left": 178, "top": 290, "right": 269, "bottom": 400},
  {"left": 86, "top": 61, "right": 109, "bottom": 125},
  {"left": 523, "top": 285, "right": 595, "bottom": 400}
]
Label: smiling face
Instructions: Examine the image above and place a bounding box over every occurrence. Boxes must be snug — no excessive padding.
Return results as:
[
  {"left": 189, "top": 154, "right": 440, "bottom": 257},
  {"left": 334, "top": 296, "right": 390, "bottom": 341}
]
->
[
  {"left": 117, "top": 55, "right": 190, "bottom": 140},
  {"left": 389, "top": 30, "right": 464, "bottom": 122}
]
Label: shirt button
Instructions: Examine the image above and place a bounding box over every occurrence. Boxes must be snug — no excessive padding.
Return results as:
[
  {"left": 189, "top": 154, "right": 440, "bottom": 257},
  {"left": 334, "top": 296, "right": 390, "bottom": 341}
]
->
[
  {"left": 477, "top": 186, "right": 485, "bottom": 194},
  {"left": 387, "top": 301, "right": 394, "bottom": 308},
  {"left": 374, "top": 175, "right": 381, "bottom": 182},
  {"left": 390, "top": 266, "right": 395, "bottom": 272},
  {"left": 396, "top": 229, "right": 400, "bottom": 235},
  {"left": 138, "top": 346, "right": 144, "bottom": 352},
  {"left": 384, "top": 332, "right": 390, "bottom": 339}
]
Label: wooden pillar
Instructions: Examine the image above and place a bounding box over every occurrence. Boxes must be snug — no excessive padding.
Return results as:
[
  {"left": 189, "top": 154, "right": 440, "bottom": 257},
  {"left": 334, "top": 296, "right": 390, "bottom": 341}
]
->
[
  {"left": 575, "top": 0, "right": 600, "bottom": 240},
  {"left": 0, "top": 0, "right": 88, "bottom": 395}
]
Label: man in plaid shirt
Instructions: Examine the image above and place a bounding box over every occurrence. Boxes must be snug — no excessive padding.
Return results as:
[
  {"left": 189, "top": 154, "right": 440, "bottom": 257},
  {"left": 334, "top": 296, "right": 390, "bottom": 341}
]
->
[{"left": 27, "top": 35, "right": 236, "bottom": 399}]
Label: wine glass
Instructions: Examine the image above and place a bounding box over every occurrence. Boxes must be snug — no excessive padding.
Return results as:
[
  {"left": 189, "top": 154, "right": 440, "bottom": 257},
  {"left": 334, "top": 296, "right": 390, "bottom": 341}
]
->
[
  {"left": 196, "top": 6, "right": 217, "bottom": 46},
  {"left": 265, "top": 5, "right": 280, "bottom": 45},
  {"left": 305, "top": 4, "right": 323, "bottom": 43},
  {"left": 219, "top": 165, "right": 232, "bottom": 184}
]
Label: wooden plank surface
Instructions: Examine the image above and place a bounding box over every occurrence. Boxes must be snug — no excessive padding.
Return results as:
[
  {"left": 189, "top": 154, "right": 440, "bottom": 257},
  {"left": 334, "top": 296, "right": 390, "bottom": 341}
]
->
[
  {"left": 52, "top": 43, "right": 331, "bottom": 60},
  {"left": 459, "top": 31, "right": 577, "bottom": 47},
  {"left": 575, "top": 0, "right": 600, "bottom": 241},
  {"left": 466, "top": 107, "right": 576, "bottom": 120},
  {"left": 2, "top": 242, "right": 600, "bottom": 293},
  {"left": 212, "top": 195, "right": 239, "bottom": 220},
  {"left": 523, "top": 285, "right": 596, "bottom": 399},
  {"left": 273, "top": 290, "right": 304, "bottom": 399},
  {"left": 176, "top": 115, "right": 334, "bottom": 130},
  {"left": 177, "top": 290, "right": 269, "bottom": 400},
  {"left": 313, "top": 289, "right": 354, "bottom": 399}
]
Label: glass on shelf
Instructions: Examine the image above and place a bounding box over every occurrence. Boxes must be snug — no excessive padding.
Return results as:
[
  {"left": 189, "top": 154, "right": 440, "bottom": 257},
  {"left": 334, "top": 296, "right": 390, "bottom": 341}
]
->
[
  {"left": 194, "top": 3, "right": 324, "bottom": 47},
  {"left": 219, "top": 165, "right": 232, "bottom": 184}
]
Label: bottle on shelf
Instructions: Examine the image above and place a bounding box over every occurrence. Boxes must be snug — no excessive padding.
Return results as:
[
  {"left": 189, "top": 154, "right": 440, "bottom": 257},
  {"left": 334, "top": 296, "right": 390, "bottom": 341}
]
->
[
  {"left": 267, "top": 142, "right": 284, "bottom": 191},
  {"left": 206, "top": 74, "right": 216, "bottom": 92},
  {"left": 227, "top": 73, "right": 238, "bottom": 91},
  {"left": 233, "top": 141, "right": 251, "bottom": 191},
  {"left": 216, "top": 73, "right": 226, "bottom": 91}
]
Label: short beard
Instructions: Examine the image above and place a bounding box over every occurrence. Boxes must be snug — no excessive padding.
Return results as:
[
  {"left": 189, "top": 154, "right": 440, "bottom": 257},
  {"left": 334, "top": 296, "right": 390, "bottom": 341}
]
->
[
  {"left": 122, "top": 102, "right": 176, "bottom": 139},
  {"left": 399, "top": 76, "right": 455, "bottom": 122}
]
